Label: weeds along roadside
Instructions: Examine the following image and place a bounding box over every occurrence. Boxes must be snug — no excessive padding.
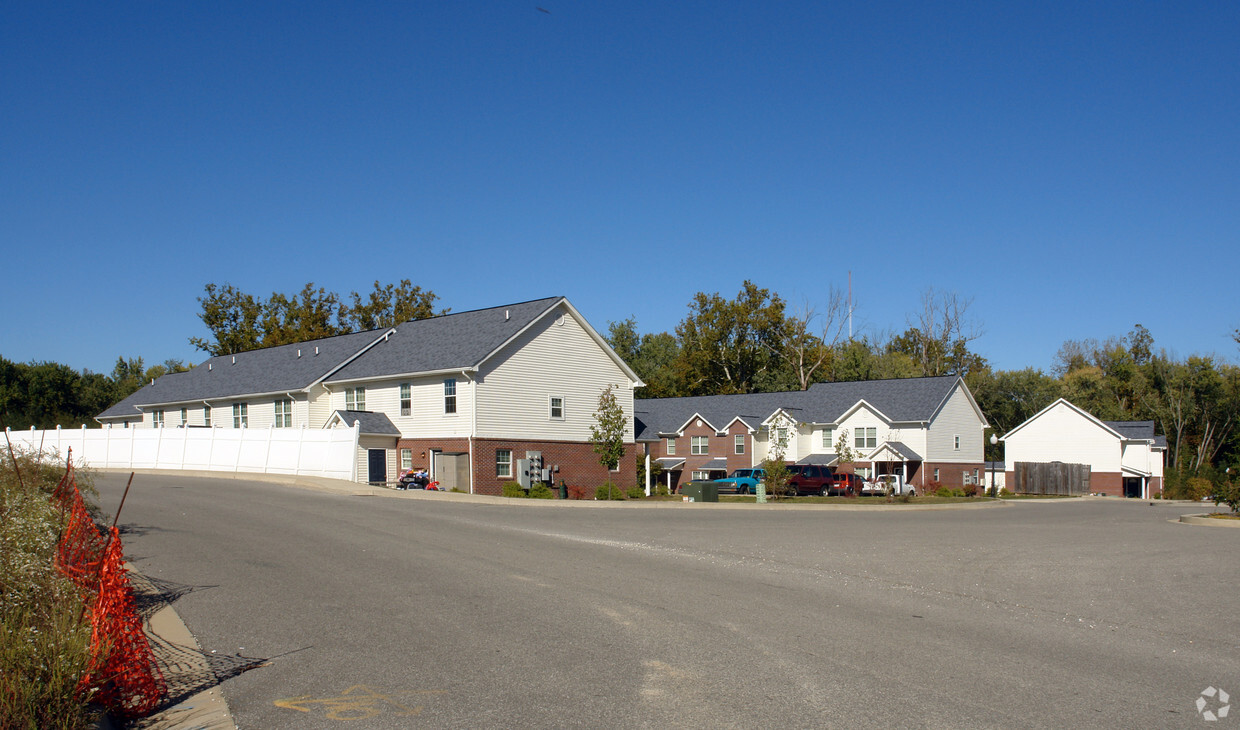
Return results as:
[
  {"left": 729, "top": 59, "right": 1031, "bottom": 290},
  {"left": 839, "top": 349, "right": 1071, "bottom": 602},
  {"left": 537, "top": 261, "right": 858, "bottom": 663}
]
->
[{"left": 1, "top": 446, "right": 101, "bottom": 730}]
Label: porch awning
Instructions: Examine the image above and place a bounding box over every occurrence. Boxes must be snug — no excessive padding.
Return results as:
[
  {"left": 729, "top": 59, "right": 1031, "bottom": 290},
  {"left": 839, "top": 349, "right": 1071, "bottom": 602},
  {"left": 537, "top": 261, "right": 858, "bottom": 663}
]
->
[
  {"left": 867, "top": 441, "right": 922, "bottom": 462},
  {"left": 699, "top": 458, "right": 728, "bottom": 471},
  {"left": 797, "top": 453, "right": 839, "bottom": 466},
  {"left": 1121, "top": 464, "right": 1152, "bottom": 477},
  {"left": 656, "top": 457, "right": 685, "bottom": 470}
]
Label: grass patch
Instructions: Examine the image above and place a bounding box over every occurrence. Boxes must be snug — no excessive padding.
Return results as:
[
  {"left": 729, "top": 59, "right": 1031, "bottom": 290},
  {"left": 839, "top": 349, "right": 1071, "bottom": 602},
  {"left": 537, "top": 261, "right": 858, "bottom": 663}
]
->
[
  {"left": 717, "top": 494, "right": 984, "bottom": 505},
  {"left": 1, "top": 447, "right": 100, "bottom": 729},
  {"left": 1207, "top": 513, "right": 1240, "bottom": 520}
]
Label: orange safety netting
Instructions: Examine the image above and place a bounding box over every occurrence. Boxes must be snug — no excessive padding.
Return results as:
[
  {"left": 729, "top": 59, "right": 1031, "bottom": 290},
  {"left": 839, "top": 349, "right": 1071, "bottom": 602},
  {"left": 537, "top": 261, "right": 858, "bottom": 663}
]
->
[{"left": 51, "top": 453, "right": 166, "bottom": 717}]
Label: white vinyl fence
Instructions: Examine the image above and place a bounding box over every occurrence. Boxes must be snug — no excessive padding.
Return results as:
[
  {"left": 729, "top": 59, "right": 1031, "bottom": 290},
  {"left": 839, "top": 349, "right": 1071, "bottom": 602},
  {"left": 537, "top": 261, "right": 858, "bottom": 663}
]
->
[{"left": 4, "top": 425, "right": 360, "bottom": 482}]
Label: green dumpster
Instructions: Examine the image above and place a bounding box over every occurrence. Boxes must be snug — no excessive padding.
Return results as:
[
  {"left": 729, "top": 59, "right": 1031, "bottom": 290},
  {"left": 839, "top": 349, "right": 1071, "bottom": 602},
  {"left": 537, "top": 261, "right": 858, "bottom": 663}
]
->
[{"left": 679, "top": 480, "right": 719, "bottom": 502}]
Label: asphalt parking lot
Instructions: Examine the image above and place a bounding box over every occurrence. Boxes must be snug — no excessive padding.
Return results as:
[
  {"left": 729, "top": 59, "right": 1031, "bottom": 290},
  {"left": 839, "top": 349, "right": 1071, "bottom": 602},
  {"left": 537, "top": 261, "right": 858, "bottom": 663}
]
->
[{"left": 96, "top": 473, "right": 1239, "bottom": 728}]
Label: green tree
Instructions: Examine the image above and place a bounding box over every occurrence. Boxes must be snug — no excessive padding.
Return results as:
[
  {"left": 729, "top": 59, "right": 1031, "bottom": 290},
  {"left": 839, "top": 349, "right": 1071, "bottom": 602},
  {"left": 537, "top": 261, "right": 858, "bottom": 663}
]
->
[
  {"left": 605, "top": 319, "right": 683, "bottom": 398},
  {"left": 189, "top": 283, "right": 264, "bottom": 356},
  {"left": 833, "top": 428, "right": 859, "bottom": 490},
  {"left": 590, "top": 385, "right": 627, "bottom": 499},
  {"left": 260, "top": 283, "right": 345, "bottom": 347},
  {"left": 341, "top": 279, "right": 443, "bottom": 331},
  {"left": 761, "top": 419, "right": 795, "bottom": 499},
  {"left": 674, "top": 281, "right": 787, "bottom": 395}
]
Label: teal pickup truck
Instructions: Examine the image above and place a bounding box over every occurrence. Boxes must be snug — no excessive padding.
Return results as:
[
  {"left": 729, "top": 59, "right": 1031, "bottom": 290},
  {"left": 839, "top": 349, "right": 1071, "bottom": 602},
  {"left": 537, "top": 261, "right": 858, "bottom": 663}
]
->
[{"left": 713, "top": 468, "right": 766, "bottom": 495}]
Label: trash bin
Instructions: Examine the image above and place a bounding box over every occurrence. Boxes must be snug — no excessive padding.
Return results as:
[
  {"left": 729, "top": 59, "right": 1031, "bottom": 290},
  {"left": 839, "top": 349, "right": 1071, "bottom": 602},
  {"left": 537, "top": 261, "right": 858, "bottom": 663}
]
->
[{"left": 559, "top": 479, "right": 568, "bottom": 500}]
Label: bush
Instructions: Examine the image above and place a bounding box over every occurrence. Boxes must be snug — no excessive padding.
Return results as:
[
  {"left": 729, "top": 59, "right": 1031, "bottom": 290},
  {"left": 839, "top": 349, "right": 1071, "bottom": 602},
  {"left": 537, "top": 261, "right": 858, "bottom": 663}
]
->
[
  {"left": 935, "top": 486, "right": 963, "bottom": 498},
  {"left": 1, "top": 448, "right": 98, "bottom": 729},
  {"left": 528, "top": 483, "right": 556, "bottom": 499},
  {"left": 625, "top": 485, "right": 646, "bottom": 499},
  {"left": 962, "top": 483, "right": 979, "bottom": 498},
  {"left": 1213, "top": 479, "right": 1240, "bottom": 513},
  {"left": 567, "top": 484, "right": 588, "bottom": 500},
  {"left": 999, "top": 488, "right": 1013, "bottom": 498},
  {"left": 1185, "top": 477, "right": 1214, "bottom": 502},
  {"left": 654, "top": 483, "right": 670, "bottom": 497},
  {"left": 594, "top": 482, "right": 625, "bottom": 500},
  {"left": 501, "top": 481, "right": 527, "bottom": 498}
]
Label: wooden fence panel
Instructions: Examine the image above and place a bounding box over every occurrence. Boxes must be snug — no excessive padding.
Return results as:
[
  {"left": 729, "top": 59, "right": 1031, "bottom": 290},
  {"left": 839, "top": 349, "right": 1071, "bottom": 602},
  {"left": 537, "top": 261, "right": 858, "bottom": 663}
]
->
[{"left": 1013, "top": 462, "right": 1091, "bottom": 495}]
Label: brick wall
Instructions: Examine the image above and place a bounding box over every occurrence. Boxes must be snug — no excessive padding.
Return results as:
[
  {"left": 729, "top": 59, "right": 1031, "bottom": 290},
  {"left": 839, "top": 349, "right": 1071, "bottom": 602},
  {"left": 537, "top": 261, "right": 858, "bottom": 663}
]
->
[{"left": 471, "top": 438, "right": 639, "bottom": 497}]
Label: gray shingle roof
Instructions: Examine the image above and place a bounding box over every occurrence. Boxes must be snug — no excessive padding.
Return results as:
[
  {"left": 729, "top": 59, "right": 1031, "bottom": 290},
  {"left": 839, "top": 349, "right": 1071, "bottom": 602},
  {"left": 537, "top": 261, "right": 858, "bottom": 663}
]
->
[
  {"left": 325, "top": 297, "right": 564, "bottom": 382},
  {"left": 1103, "top": 421, "right": 1157, "bottom": 440},
  {"left": 97, "top": 328, "right": 387, "bottom": 419},
  {"left": 328, "top": 410, "right": 400, "bottom": 436},
  {"left": 634, "top": 376, "right": 963, "bottom": 441}
]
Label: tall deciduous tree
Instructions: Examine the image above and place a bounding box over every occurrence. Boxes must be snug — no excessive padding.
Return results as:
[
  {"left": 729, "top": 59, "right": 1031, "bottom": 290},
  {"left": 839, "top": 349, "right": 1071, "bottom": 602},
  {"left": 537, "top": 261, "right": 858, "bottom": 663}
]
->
[
  {"left": 189, "top": 283, "right": 265, "bottom": 356},
  {"left": 773, "top": 289, "right": 849, "bottom": 390},
  {"left": 341, "top": 279, "right": 443, "bottom": 331},
  {"left": 674, "top": 281, "right": 787, "bottom": 395},
  {"left": 605, "top": 319, "right": 682, "bottom": 398}
]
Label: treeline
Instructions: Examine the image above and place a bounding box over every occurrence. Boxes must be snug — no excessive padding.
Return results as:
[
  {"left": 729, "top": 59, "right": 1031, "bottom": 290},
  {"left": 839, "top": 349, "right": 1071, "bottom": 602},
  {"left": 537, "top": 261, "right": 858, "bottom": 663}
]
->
[
  {"left": 604, "top": 283, "right": 1240, "bottom": 490},
  {"left": 0, "top": 357, "right": 189, "bottom": 430}
]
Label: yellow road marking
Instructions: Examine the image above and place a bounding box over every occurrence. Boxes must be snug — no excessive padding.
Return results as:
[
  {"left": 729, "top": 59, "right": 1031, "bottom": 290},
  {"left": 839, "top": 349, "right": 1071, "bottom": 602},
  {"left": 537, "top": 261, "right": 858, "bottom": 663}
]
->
[{"left": 274, "top": 685, "right": 447, "bottom": 720}]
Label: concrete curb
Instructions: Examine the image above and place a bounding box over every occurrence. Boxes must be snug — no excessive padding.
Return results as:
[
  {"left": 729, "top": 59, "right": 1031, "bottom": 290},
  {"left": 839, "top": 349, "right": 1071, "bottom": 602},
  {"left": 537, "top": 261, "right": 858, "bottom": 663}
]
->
[{"left": 1178, "top": 513, "right": 1240, "bottom": 528}]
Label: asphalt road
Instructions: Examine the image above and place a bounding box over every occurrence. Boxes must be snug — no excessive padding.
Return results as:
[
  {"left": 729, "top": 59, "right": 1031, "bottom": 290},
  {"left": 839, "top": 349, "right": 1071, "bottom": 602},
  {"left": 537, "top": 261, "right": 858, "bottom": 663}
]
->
[{"left": 93, "top": 473, "right": 1239, "bottom": 729}]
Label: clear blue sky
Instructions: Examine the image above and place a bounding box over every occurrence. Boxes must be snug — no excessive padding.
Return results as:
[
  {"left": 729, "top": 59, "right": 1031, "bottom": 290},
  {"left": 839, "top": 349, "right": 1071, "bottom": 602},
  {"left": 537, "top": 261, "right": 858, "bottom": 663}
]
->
[{"left": 3, "top": 1, "right": 1237, "bottom": 376}]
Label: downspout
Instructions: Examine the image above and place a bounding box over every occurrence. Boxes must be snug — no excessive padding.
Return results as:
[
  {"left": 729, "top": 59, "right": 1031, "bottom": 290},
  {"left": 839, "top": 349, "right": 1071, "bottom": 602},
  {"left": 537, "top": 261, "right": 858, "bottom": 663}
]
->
[{"left": 463, "top": 369, "right": 476, "bottom": 494}]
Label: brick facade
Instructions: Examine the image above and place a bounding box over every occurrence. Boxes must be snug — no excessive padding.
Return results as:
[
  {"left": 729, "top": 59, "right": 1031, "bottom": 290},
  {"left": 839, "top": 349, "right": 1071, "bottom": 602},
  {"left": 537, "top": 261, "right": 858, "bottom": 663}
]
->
[{"left": 649, "top": 420, "right": 752, "bottom": 493}]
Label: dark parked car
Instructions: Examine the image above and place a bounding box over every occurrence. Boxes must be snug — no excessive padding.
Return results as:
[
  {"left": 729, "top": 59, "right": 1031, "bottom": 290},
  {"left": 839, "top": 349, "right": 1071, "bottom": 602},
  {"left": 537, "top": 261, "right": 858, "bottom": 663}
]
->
[
  {"left": 827, "top": 472, "right": 865, "bottom": 496},
  {"left": 785, "top": 464, "right": 836, "bottom": 496}
]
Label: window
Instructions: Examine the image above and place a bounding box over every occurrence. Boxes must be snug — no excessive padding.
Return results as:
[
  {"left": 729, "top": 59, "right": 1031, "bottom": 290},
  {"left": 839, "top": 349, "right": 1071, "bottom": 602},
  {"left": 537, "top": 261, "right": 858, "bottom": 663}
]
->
[
  {"left": 734, "top": 434, "right": 745, "bottom": 454},
  {"left": 345, "top": 387, "right": 365, "bottom": 411},
  {"left": 232, "top": 403, "right": 248, "bottom": 428},
  {"left": 203, "top": 404, "right": 211, "bottom": 428},
  {"left": 400, "top": 383, "right": 411, "bottom": 416},
  {"left": 854, "top": 427, "right": 876, "bottom": 449},
  {"left": 857, "top": 466, "right": 871, "bottom": 479},
  {"left": 776, "top": 427, "right": 789, "bottom": 446},
  {"left": 666, "top": 438, "right": 676, "bottom": 455},
  {"left": 934, "top": 468, "right": 941, "bottom": 482},
  {"left": 691, "top": 436, "right": 709, "bottom": 455},
  {"left": 180, "top": 407, "right": 188, "bottom": 425},
  {"left": 550, "top": 396, "right": 564, "bottom": 420},
  {"left": 954, "top": 435, "right": 961, "bottom": 451},
  {"left": 401, "top": 448, "right": 413, "bottom": 471},
  {"left": 444, "top": 379, "right": 457, "bottom": 414},
  {"left": 152, "top": 410, "right": 164, "bottom": 428},
  {"left": 274, "top": 399, "right": 293, "bottom": 428},
  {"left": 496, "top": 449, "right": 512, "bottom": 478},
  {"left": 821, "top": 427, "right": 834, "bottom": 449},
  {"left": 692, "top": 470, "right": 712, "bottom": 480}
]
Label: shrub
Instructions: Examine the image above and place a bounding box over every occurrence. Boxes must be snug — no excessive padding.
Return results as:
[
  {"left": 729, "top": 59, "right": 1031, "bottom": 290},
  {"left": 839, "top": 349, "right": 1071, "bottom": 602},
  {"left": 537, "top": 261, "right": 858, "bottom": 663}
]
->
[
  {"left": 567, "top": 484, "right": 588, "bottom": 500},
  {"left": 962, "top": 483, "right": 979, "bottom": 498},
  {"left": 935, "top": 486, "right": 963, "bottom": 498},
  {"left": 999, "top": 488, "right": 1013, "bottom": 498},
  {"left": 594, "top": 482, "right": 625, "bottom": 500},
  {"left": 528, "top": 483, "right": 555, "bottom": 499},
  {"left": 1213, "top": 479, "right": 1240, "bottom": 513},
  {"left": 654, "top": 483, "right": 670, "bottom": 497},
  {"left": 1, "top": 448, "right": 98, "bottom": 729},
  {"left": 501, "top": 481, "right": 527, "bottom": 498},
  {"left": 625, "top": 485, "right": 646, "bottom": 499},
  {"left": 1185, "top": 477, "right": 1214, "bottom": 502}
]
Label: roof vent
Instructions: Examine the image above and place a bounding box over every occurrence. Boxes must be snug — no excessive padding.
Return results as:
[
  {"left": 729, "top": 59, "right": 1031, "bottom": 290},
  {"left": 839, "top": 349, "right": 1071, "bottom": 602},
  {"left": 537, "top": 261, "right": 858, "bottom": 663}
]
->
[
  {"left": 208, "top": 363, "right": 213, "bottom": 371},
  {"left": 505, "top": 309, "right": 510, "bottom": 321},
  {"left": 231, "top": 356, "right": 236, "bottom": 365},
  {"left": 297, "top": 349, "right": 301, "bottom": 358},
  {"left": 315, "top": 346, "right": 319, "bottom": 356}
]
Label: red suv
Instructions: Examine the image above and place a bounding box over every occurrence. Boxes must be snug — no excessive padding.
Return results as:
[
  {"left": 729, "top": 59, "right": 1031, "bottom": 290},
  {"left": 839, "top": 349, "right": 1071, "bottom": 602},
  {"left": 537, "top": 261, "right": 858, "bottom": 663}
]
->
[
  {"left": 826, "top": 472, "right": 865, "bottom": 497},
  {"left": 785, "top": 464, "right": 834, "bottom": 496}
]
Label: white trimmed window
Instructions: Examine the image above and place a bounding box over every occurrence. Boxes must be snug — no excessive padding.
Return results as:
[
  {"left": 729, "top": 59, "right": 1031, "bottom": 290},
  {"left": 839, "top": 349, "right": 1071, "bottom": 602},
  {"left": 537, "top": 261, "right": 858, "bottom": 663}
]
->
[
  {"left": 346, "top": 387, "right": 365, "bottom": 411},
  {"left": 400, "top": 384, "right": 411, "bottom": 416},
  {"left": 691, "top": 436, "right": 709, "bottom": 455},
  {"left": 401, "top": 448, "right": 413, "bottom": 471},
  {"left": 666, "top": 438, "right": 676, "bottom": 455},
  {"left": 152, "top": 410, "right": 165, "bottom": 428},
  {"left": 180, "top": 407, "right": 188, "bottom": 425},
  {"left": 854, "top": 427, "right": 876, "bottom": 449},
  {"left": 232, "top": 403, "right": 248, "bottom": 428},
  {"left": 954, "top": 435, "right": 961, "bottom": 451},
  {"left": 934, "top": 468, "right": 941, "bottom": 482},
  {"left": 692, "top": 470, "right": 712, "bottom": 480},
  {"left": 274, "top": 399, "right": 293, "bottom": 428},
  {"left": 821, "top": 427, "right": 834, "bottom": 449},
  {"left": 203, "top": 404, "right": 211, "bottom": 428},
  {"left": 734, "top": 434, "right": 745, "bottom": 454},
  {"left": 496, "top": 449, "right": 512, "bottom": 478},
  {"left": 776, "top": 427, "right": 789, "bottom": 447},
  {"left": 444, "top": 379, "right": 457, "bottom": 414},
  {"left": 549, "top": 396, "right": 564, "bottom": 420}
]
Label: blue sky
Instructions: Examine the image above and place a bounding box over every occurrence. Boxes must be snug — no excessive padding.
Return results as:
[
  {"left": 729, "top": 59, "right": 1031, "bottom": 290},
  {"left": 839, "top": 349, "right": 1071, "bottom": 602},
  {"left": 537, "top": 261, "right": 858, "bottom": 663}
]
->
[{"left": 3, "top": 1, "right": 1237, "bottom": 376}]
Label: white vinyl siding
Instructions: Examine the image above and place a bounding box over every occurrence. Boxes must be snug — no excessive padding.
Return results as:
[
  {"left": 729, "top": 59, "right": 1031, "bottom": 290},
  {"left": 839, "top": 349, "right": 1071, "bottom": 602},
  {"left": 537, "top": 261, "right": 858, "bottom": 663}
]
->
[
  {"left": 926, "top": 384, "right": 985, "bottom": 462},
  {"left": 1004, "top": 401, "right": 1123, "bottom": 473},
  {"left": 474, "top": 305, "right": 636, "bottom": 442}
]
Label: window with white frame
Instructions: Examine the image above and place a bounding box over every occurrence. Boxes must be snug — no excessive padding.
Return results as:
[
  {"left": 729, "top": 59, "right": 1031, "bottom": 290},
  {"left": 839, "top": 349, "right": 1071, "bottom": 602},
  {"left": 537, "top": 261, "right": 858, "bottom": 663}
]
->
[
  {"left": 934, "top": 468, "right": 941, "bottom": 482},
  {"left": 153, "top": 410, "right": 165, "bottom": 428},
  {"left": 854, "top": 427, "right": 876, "bottom": 449},
  {"left": 400, "top": 383, "right": 411, "bottom": 416},
  {"left": 444, "top": 379, "right": 457, "bottom": 414},
  {"left": 856, "top": 466, "right": 871, "bottom": 479},
  {"left": 232, "top": 403, "right": 247, "bottom": 428},
  {"left": 496, "top": 449, "right": 512, "bottom": 478},
  {"left": 776, "top": 427, "right": 789, "bottom": 447},
  {"left": 692, "top": 470, "right": 712, "bottom": 480},
  {"left": 822, "top": 427, "right": 834, "bottom": 449},
  {"left": 180, "top": 407, "right": 188, "bottom": 425},
  {"left": 666, "top": 438, "right": 676, "bottom": 455},
  {"left": 691, "top": 436, "right": 709, "bottom": 455},
  {"left": 734, "top": 434, "right": 745, "bottom": 454},
  {"left": 203, "top": 404, "right": 211, "bottom": 427},
  {"left": 549, "top": 396, "right": 564, "bottom": 420},
  {"left": 274, "top": 399, "right": 293, "bottom": 428},
  {"left": 401, "top": 448, "right": 413, "bottom": 471},
  {"left": 345, "top": 387, "right": 366, "bottom": 411},
  {"left": 954, "top": 434, "right": 961, "bottom": 450}
]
